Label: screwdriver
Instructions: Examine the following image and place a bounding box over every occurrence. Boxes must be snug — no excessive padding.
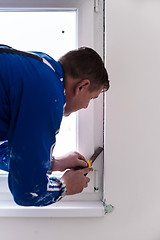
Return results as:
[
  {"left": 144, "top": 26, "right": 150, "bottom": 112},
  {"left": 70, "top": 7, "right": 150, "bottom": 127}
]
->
[{"left": 87, "top": 147, "right": 103, "bottom": 167}]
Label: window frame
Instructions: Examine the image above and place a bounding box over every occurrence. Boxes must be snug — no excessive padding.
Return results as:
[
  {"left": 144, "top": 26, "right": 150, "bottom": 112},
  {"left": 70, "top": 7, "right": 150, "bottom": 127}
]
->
[{"left": 0, "top": 0, "right": 107, "bottom": 217}]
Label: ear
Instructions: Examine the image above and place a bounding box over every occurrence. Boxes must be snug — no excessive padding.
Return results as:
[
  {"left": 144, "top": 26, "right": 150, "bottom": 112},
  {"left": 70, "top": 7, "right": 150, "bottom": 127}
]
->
[{"left": 75, "top": 79, "right": 90, "bottom": 96}]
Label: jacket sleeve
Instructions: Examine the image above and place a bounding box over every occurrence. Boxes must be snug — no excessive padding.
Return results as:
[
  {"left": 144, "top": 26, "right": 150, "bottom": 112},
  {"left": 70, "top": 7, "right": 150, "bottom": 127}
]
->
[{"left": 8, "top": 59, "right": 66, "bottom": 206}]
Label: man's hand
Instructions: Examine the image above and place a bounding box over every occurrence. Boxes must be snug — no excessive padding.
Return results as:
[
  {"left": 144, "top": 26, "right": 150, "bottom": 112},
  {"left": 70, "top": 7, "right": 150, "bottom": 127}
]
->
[
  {"left": 61, "top": 168, "right": 93, "bottom": 195},
  {"left": 53, "top": 152, "right": 88, "bottom": 172}
]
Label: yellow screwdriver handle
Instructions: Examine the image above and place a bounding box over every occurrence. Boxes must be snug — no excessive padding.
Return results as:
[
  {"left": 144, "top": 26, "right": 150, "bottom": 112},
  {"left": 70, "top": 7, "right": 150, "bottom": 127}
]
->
[{"left": 87, "top": 160, "right": 91, "bottom": 167}]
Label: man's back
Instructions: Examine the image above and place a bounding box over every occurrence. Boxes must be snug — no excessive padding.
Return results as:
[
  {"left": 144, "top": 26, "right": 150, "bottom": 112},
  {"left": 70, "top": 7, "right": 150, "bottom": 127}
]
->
[{"left": 0, "top": 46, "right": 66, "bottom": 206}]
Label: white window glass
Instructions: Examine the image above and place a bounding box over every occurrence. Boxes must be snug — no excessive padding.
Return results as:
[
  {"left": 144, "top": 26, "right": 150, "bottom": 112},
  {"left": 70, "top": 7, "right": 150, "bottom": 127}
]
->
[{"left": 0, "top": 11, "right": 77, "bottom": 61}]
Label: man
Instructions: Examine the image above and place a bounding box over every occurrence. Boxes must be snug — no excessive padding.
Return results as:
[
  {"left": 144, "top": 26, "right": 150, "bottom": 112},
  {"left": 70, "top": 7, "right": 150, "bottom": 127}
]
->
[{"left": 0, "top": 45, "right": 109, "bottom": 206}]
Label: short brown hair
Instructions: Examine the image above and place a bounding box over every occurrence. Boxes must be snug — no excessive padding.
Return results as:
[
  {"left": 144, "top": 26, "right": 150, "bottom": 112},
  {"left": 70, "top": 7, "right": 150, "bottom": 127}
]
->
[{"left": 59, "top": 47, "right": 109, "bottom": 92}]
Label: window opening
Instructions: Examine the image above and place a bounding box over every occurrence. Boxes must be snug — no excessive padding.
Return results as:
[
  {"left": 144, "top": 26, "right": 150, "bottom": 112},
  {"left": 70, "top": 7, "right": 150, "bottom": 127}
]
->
[{"left": 0, "top": 3, "right": 104, "bottom": 203}]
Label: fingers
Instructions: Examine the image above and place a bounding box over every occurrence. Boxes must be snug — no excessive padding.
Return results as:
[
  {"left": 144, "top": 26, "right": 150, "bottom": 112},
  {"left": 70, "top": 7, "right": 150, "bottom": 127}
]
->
[
  {"left": 85, "top": 176, "right": 90, "bottom": 184},
  {"left": 77, "top": 152, "right": 86, "bottom": 161},
  {"left": 78, "top": 168, "right": 92, "bottom": 188},
  {"left": 77, "top": 152, "right": 89, "bottom": 168},
  {"left": 79, "top": 167, "right": 93, "bottom": 175},
  {"left": 62, "top": 168, "right": 92, "bottom": 195},
  {"left": 78, "top": 159, "right": 88, "bottom": 168}
]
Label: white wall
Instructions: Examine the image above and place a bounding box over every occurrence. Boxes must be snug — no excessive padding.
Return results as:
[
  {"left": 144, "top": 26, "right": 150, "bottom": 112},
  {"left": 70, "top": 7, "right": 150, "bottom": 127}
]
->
[
  {"left": 105, "top": 0, "right": 160, "bottom": 239},
  {"left": 0, "top": 1, "right": 160, "bottom": 239}
]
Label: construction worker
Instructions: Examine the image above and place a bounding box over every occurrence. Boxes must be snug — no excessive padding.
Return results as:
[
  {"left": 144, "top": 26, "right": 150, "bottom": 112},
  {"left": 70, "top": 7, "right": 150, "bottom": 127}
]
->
[{"left": 0, "top": 45, "right": 109, "bottom": 206}]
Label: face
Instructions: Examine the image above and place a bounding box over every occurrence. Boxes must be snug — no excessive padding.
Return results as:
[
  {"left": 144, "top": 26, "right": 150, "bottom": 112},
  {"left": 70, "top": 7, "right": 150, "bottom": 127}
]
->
[{"left": 64, "top": 84, "right": 104, "bottom": 116}]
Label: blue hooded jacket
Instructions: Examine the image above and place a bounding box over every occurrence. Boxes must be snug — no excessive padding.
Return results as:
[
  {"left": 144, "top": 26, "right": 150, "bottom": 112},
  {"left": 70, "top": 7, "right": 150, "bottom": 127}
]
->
[{"left": 0, "top": 45, "right": 66, "bottom": 206}]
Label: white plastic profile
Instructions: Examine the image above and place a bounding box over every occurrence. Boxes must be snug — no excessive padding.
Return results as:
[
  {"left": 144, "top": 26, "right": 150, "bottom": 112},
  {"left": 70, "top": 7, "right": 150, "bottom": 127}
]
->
[{"left": 0, "top": 200, "right": 105, "bottom": 217}]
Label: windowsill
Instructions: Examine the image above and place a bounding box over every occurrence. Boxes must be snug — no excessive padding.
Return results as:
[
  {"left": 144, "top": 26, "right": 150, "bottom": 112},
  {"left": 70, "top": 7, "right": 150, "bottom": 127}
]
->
[
  {"left": 0, "top": 200, "right": 105, "bottom": 217},
  {"left": 0, "top": 172, "right": 105, "bottom": 218}
]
